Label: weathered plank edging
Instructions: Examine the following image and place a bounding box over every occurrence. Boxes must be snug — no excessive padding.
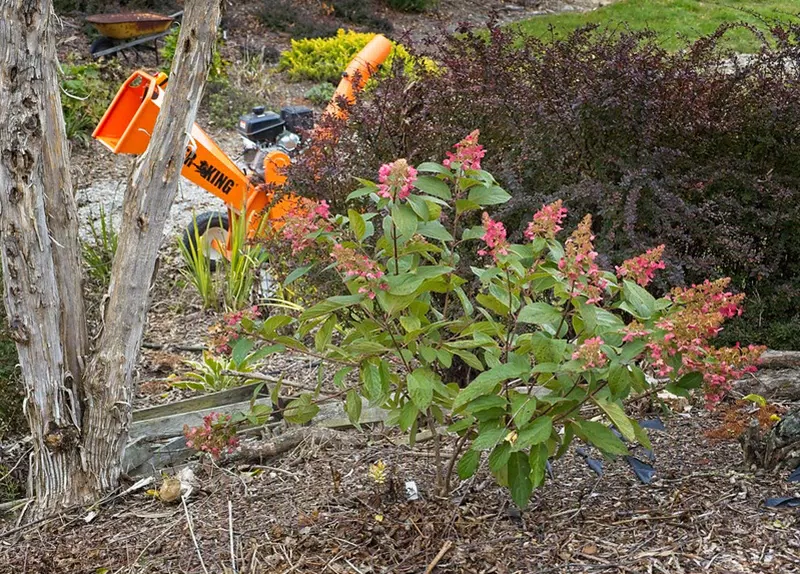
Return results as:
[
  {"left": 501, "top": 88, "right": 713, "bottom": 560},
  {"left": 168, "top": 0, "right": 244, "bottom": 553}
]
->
[{"left": 132, "top": 382, "right": 268, "bottom": 423}]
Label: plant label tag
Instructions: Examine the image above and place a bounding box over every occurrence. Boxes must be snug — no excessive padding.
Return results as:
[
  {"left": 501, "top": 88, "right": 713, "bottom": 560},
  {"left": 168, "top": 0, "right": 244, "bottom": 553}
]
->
[{"left": 405, "top": 480, "right": 419, "bottom": 501}]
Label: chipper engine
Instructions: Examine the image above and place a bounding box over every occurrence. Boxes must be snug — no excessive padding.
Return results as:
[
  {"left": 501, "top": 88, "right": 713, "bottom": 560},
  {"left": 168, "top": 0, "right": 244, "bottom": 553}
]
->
[
  {"left": 237, "top": 104, "right": 313, "bottom": 179},
  {"left": 92, "top": 35, "right": 392, "bottom": 263}
]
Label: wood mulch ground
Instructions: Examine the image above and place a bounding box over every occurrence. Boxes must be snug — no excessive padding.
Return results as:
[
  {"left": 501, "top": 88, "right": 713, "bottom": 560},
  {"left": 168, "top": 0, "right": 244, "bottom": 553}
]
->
[
  {"left": 2, "top": 413, "right": 800, "bottom": 573},
  {"left": 4, "top": 3, "right": 798, "bottom": 574}
]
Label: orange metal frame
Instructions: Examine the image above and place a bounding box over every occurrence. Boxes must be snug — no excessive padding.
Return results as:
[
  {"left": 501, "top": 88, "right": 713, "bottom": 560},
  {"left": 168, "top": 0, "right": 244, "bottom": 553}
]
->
[{"left": 92, "top": 35, "right": 393, "bottom": 256}]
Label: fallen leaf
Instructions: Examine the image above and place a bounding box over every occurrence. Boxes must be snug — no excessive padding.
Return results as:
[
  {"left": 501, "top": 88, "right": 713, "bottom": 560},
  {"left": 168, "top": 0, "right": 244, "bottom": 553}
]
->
[{"left": 582, "top": 544, "right": 598, "bottom": 555}]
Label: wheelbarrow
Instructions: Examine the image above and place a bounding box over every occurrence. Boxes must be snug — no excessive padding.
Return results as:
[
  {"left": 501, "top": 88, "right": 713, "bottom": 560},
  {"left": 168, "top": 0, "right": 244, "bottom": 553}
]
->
[{"left": 87, "top": 11, "right": 183, "bottom": 59}]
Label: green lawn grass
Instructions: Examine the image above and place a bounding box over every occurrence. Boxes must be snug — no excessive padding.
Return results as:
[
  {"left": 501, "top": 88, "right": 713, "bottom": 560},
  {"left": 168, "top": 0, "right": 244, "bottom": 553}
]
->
[{"left": 515, "top": 0, "right": 800, "bottom": 52}]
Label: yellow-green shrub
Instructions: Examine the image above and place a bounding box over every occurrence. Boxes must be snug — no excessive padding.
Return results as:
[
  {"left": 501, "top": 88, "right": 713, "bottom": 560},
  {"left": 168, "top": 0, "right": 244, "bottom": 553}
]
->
[{"left": 279, "top": 29, "right": 436, "bottom": 84}]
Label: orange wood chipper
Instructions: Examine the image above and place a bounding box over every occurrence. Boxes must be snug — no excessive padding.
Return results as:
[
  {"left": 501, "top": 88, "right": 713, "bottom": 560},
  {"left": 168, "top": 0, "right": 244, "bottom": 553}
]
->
[{"left": 92, "top": 35, "right": 393, "bottom": 264}]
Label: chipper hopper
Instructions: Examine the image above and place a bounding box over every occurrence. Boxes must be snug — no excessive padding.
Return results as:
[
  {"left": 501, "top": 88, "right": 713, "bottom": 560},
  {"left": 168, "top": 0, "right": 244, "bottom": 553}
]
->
[{"left": 92, "top": 35, "right": 393, "bottom": 263}]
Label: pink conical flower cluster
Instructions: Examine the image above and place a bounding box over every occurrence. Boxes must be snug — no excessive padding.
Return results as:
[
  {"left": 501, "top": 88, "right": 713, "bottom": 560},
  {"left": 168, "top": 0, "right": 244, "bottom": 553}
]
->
[
  {"left": 280, "top": 199, "right": 332, "bottom": 252},
  {"left": 443, "top": 130, "right": 486, "bottom": 172},
  {"left": 477, "top": 212, "right": 509, "bottom": 261},
  {"left": 525, "top": 200, "right": 568, "bottom": 241},
  {"left": 572, "top": 336, "right": 607, "bottom": 369},
  {"left": 330, "top": 244, "right": 388, "bottom": 299},
  {"left": 616, "top": 245, "right": 666, "bottom": 287},
  {"left": 700, "top": 344, "right": 763, "bottom": 408},
  {"left": 557, "top": 215, "right": 607, "bottom": 304},
  {"left": 619, "top": 278, "right": 765, "bottom": 407},
  {"left": 378, "top": 159, "right": 417, "bottom": 202}
]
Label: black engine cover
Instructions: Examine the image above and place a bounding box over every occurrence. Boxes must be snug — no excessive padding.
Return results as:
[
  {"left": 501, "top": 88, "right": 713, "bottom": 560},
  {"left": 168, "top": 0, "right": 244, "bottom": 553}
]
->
[
  {"left": 238, "top": 106, "right": 285, "bottom": 143},
  {"left": 281, "top": 105, "right": 314, "bottom": 134}
]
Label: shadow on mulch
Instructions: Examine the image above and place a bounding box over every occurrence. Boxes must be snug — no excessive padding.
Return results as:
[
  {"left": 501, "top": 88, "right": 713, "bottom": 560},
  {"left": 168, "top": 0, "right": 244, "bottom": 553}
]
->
[{"left": 2, "top": 413, "right": 800, "bottom": 573}]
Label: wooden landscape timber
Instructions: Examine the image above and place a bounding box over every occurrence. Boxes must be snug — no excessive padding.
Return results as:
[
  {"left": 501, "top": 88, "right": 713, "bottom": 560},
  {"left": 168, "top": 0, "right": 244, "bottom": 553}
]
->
[
  {"left": 733, "top": 351, "right": 800, "bottom": 401},
  {"left": 122, "top": 374, "right": 389, "bottom": 476}
]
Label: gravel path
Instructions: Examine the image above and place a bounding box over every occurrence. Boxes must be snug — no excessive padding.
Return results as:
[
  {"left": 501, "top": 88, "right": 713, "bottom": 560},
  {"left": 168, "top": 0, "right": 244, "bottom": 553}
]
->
[{"left": 73, "top": 130, "right": 242, "bottom": 240}]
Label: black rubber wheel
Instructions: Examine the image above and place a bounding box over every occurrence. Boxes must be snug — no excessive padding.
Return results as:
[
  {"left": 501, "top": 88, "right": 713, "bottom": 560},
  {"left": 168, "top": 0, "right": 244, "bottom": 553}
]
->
[
  {"left": 90, "top": 37, "right": 116, "bottom": 56},
  {"left": 182, "top": 211, "right": 230, "bottom": 271}
]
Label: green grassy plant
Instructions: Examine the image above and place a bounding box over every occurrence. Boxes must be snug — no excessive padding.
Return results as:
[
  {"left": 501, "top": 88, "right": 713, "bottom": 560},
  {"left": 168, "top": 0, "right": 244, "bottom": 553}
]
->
[
  {"left": 178, "top": 213, "right": 219, "bottom": 310},
  {"left": 224, "top": 214, "right": 268, "bottom": 311},
  {"left": 81, "top": 206, "right": 118, "bottom": 286}
]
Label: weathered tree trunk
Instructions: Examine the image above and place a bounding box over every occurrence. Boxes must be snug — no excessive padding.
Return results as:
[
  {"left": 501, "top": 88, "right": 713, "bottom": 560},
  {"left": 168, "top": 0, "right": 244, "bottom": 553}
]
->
[
  {"left": 0, "top": 0, "right": 221, "bottom": 515},
  {"left": 741, "top": 408, "right": 800, "bottom": 472},
  {"left": 78, "top": 0, "right": 222, "bottom": 502},
  {"left": 0, "top": 0, "right": 89, "bottom": 511},
  {"left": 39, "top": 11, "right": 89, "bottom": 410}
]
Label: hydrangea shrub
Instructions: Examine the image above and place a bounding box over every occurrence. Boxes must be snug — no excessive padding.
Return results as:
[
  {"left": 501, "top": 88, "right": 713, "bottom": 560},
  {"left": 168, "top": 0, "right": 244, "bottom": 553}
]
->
[{"left": 243, "top": 133, "right": 762, "bottom": 507}]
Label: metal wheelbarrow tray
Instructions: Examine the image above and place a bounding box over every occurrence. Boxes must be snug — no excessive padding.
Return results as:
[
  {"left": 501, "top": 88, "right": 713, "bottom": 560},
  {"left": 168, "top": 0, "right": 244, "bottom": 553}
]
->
[
  {"left": 86, "top": 12, "right": 175, "bottom": 40},
  {"left": 87, "top": 11, "right": 183, "bottom": 59}
]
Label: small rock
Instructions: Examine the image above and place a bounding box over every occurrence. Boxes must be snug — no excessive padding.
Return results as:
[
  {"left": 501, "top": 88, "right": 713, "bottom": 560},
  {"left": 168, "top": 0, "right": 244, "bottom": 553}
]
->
[{"left": 159, "top": 476, "right": 182, "bottom": 504}]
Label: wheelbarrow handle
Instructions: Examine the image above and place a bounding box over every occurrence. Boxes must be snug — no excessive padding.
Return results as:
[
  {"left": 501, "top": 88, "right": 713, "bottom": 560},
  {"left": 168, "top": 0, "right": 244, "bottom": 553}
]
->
[{"left": 168, "top": 11, "right": 184, "bottom": 20}]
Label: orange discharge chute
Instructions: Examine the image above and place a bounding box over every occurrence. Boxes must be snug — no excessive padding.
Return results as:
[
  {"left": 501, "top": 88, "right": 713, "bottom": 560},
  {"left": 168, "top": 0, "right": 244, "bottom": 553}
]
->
[
  {"left": 93, "top": 71, "right": 253, "bottom": 212},
  {"left": 92, "top": 35, "right": 393, "bottom": 253},
  {"left": 325, "top": 34, "right": 393, "bottom": 119}
]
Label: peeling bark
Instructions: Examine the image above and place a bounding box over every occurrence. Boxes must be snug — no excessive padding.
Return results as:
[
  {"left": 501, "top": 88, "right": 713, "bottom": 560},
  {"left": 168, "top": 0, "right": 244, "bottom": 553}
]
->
[
  {"left": 78, "top": 0, "right": 222, "bottom": 501},
  {"left": 741, "top": 409, "right": 800, "bottom": 472},
  {"left": 0, "top": 0, "right": 221, "bottom": 515},
  {"left": 39, "top": 14, "right": 89, "bottom": 417}
]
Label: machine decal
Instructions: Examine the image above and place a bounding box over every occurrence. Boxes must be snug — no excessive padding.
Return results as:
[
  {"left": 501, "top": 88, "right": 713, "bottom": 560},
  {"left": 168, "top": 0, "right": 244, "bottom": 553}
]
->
[{"left": 191, "top": 159, "right": 235, "bottom": 195}]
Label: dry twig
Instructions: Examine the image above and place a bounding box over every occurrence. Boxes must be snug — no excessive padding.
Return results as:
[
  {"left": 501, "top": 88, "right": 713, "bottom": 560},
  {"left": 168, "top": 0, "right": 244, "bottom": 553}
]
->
[
  {"left": 228, "top": 499, "right": 237, "bottom": 574},
  {"left": 182, "top": 496, "right": 210, "bottom": 574},
  {"left": 424, "top": 540, "right": 453, "bottom": 574}
]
